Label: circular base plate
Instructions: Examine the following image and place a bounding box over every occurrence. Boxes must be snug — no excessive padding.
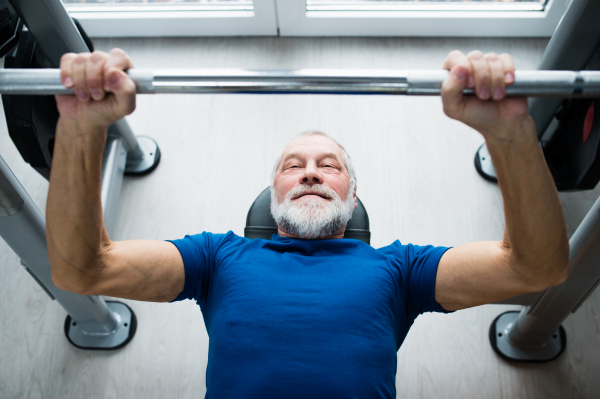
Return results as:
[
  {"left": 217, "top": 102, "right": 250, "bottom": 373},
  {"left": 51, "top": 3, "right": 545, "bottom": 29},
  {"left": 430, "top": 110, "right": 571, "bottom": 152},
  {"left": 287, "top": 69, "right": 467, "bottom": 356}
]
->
[
  {"left": 489, "top": 310, "right": 566, "bottom": 363},
  {"left": 474, "top": 143, "right": 498, "bottom": 183},
  {"left": 125, "top": 136, "right": 161, "bottom": 176},
  {"left": 64, "top": 301, "right": 137, "bottom": 350}
]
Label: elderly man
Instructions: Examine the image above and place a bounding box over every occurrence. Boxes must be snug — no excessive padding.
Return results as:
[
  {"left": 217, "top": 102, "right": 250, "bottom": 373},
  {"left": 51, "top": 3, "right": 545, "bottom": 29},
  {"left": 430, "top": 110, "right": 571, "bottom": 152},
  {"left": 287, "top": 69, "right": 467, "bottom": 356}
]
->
[{"left": 47, "top": 48, "right": 569, "bottom": 398}]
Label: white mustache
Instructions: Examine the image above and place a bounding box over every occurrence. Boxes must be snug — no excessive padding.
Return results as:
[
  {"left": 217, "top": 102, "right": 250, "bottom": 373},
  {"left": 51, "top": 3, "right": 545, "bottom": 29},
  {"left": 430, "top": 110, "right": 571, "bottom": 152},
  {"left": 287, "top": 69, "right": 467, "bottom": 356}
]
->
[{"left": 286, "top": 184, "right": 338, "bottom": 201}]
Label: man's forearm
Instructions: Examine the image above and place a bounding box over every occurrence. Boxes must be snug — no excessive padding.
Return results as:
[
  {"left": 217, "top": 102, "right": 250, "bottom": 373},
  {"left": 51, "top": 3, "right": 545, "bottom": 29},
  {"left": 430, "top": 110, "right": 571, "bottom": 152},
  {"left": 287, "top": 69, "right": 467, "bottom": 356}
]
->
[
  {"left": 485, "top": 117, "right": 569, "bottom": 287},
  {"left": 46, "top": 117, "right": 111, "bottom": 291}
]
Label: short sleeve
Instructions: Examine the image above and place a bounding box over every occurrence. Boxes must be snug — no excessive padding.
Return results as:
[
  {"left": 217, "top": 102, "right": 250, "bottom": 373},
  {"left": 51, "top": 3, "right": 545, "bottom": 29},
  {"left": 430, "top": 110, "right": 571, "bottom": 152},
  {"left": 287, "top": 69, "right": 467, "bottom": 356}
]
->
[
  {"left": 404, "top": 243, "right": 453, "bottom": 314},
  {"left": 167, "top": 231, "right": 236, "bottom": 304},
  {"left": 380, "top": 240, "right": 453, "bottom": 315}
]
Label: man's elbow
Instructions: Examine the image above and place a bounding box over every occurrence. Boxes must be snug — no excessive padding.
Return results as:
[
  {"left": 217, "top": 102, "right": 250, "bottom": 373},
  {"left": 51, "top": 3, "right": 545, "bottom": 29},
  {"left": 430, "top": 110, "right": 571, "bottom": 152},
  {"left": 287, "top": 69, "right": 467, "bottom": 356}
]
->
[
  {"left": 550, "top": 259, "right": 569, "bottom": 287},
  {"left": 513, "top": 243, "right": 569, "bottom": 292},
  {"left": 535, "top": 246, "right": 570, "bottom": 291},
  {"left": 49, "top": 256, "right": 102, "bottom": 295},
  {"left": 48, "top": 242, "right": 112, "bottom": 295},
  {"left": 51, "top": 268, "right": 94, "bottom": 295}
]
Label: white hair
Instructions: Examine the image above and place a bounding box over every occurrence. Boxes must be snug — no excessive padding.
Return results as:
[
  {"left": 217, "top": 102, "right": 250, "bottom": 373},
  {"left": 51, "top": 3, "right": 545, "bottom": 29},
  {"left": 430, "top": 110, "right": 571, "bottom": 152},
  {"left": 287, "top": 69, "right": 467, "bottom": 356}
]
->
[{"left": 269, "top": 130, "right": 357, "bottom": 239}]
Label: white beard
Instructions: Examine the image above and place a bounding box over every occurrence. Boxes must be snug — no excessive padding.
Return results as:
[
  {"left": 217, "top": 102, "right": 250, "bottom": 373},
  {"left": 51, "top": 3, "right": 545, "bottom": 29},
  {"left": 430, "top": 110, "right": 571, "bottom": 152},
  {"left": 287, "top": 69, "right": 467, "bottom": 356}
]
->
[{"left": 270, "top": 183, "right": 355, "bottom": 239}]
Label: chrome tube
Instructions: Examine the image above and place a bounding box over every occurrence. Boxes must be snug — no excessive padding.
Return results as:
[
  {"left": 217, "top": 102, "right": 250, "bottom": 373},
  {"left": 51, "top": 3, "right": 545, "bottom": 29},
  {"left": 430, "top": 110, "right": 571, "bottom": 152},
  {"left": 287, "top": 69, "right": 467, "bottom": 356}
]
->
[
  {"left": 506, "top": 192, "right": 600, "bottom": 348},
  {"left": 1, "top": 68, "right": 600, "bottom": 97},
  {"left": 0, "top": 153, "right": 119, "bottom": 334}
]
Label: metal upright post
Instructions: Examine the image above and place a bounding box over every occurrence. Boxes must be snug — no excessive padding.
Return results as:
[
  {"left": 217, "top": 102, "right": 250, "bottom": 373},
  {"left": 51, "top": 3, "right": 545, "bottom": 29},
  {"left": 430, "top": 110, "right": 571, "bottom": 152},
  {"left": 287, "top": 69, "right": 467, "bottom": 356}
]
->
[
  {"left": 474, "top": 0, "right": 600, "bottom": 182},
  {"left": 529, "top": 0, "right": 600, "bottom": 139},
  {"left": 489, "top": 193, "right": 600, "bottom": 362},
  {"left": 8, "top": 0, "right": 160, "bottom": 175},
  {"left": 102, "top": 130, "right": 128, "bottom": 236},
  {"left": 0, "top": 154, "right": 136, "bottom": 349},
  {"left": 0, "top": 0, "right": 159, "bottom": 348}
]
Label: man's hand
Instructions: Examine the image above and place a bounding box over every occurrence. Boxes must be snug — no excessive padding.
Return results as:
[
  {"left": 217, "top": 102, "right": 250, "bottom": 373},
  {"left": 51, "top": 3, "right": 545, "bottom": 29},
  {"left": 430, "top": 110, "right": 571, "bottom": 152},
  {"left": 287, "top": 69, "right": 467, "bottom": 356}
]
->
[
  {"left": 441, "top": 50, "right": 530, "bottom": 138},
  {"left": 56, "top": 48, "right": 136, "bottom": 129}
]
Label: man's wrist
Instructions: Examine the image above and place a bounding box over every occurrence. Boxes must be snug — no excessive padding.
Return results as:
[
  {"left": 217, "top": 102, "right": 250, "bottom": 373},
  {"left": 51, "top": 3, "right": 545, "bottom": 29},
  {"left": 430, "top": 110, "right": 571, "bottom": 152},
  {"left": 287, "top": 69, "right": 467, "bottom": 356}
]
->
[
  {"left": 57, "top": 116, "right": 109, "bottom": 138},
  {"left": 479, "top": 116, "right": 537, "bottom": 145}
]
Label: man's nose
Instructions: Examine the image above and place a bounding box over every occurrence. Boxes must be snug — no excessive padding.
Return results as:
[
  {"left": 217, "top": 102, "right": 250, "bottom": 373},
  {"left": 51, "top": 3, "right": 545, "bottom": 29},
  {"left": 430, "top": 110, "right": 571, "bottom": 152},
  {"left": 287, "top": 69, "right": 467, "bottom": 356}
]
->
[{"left": 301, "top": 163, "right": 322, "bottom": 184}]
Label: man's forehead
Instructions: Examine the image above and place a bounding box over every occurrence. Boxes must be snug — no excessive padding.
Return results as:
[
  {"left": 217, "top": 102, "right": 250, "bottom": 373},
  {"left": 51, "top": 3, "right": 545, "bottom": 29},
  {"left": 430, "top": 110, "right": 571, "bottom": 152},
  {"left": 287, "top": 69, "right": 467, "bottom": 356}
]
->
[
  {"left": 282, "top": 151, "right": 340, "bottom": 164},
  {"left": 281, "top": 135, "right": 344, "bottom": 159}
]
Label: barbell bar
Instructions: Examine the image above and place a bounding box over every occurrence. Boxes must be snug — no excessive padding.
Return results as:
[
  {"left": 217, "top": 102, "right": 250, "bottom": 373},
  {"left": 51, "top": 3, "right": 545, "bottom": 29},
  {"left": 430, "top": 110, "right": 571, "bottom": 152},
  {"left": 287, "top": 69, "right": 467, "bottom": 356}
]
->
[{"left": 1, "top": 68, "right": 600, "bottom": 97}]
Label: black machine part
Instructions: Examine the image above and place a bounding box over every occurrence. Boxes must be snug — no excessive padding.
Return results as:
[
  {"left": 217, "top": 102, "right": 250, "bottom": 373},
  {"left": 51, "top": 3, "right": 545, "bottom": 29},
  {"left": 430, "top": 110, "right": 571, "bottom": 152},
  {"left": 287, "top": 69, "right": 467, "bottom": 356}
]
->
[
  {"left": 541, "top": 48, "right": 600, "bottom": 191},
  {"left": 2, "top": 18, "right": 93, "bottom": 181},
  {"left": 543, "top": 98, "right": 600, "bottom": 191},
  {"left": 0, "top": 0, "right": 21, "bottom": 58},
  {"left": 529, "top": 0, "right": 600, "bottom": 139}
]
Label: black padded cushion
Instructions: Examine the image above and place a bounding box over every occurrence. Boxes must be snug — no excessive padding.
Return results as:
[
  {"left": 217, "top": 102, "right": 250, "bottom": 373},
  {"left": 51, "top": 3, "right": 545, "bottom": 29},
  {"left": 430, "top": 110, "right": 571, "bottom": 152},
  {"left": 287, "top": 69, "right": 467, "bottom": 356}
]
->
[{"left": 244, "top": 187, "right": 371, "bottom": 245}]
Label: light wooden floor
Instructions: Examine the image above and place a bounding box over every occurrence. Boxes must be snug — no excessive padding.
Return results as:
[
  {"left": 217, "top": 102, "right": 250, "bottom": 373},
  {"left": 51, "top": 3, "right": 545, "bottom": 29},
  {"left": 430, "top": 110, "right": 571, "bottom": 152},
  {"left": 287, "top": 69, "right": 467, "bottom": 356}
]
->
[{"left": 1, "top": 37, "right": 599, "bottom": 399}]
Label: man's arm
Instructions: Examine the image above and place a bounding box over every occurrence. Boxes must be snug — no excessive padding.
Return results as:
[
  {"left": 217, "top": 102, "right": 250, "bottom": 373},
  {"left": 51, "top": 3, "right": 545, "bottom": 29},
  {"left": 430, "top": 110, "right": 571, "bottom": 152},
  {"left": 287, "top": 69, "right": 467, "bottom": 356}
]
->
[
  {"left": 434, "top": 51, "right": 569, "bottom": 311},
  {"left": 47, "top": 49, "right": 184, "bottom": 302}
]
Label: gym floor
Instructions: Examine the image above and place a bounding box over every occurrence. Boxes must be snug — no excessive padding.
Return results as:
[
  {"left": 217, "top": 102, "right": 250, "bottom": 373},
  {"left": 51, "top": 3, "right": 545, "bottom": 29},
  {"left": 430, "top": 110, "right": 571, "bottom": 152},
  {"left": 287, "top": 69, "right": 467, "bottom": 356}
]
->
[{"left": 1, "top": 36, "right": 599, "bottom": 398}]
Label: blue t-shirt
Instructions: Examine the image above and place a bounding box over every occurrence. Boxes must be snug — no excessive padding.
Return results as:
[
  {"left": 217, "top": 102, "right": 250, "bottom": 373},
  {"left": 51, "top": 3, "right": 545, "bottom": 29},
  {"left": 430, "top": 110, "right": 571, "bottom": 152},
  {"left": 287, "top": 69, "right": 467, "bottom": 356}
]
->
[{"left": 169, "top": 231, "right": 452, "bottom": 399}]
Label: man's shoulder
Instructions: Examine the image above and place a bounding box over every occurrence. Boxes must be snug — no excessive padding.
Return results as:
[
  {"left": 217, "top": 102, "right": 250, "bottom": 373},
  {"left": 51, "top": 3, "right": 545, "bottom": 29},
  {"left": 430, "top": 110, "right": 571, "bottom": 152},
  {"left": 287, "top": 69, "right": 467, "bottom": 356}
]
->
[
  {"left": 375, "top": 240, "right": 451, "bottom": 264},
  {"left": 375, "top": 239, "right": 405, "bottom": 255},
  {"left": 169, "top": 230, "right": 251, "bottom": 254}
]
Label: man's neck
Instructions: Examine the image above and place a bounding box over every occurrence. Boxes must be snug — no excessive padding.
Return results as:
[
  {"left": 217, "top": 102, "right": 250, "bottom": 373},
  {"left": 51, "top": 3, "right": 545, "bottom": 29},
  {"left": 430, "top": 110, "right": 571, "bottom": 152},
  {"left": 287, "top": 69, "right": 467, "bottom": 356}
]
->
[{"left": 277, "top": 227, "right": 345, "bottom": 240}]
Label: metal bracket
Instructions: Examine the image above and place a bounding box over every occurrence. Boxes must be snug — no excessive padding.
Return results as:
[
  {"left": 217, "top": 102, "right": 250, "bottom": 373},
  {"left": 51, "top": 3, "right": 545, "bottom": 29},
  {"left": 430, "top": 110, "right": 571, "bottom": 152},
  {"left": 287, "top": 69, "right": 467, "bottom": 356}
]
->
[
  {"left": 20, "top": 260, "right": 54, "bottom": 300},
  {"left": 474, "top": 143, "right": 497, "bottom": 182},
  {"left": 64, "top": 301, "right": 137, "bottom": 350},
  {"left": 489, "top": 311, "right": 566, "bottom": 362},
  {"left": 0, "top": 168, "right": 24, "bottom": 217},
  {"left": 124, "top": 136, "right": 161, "bottom": 176}
]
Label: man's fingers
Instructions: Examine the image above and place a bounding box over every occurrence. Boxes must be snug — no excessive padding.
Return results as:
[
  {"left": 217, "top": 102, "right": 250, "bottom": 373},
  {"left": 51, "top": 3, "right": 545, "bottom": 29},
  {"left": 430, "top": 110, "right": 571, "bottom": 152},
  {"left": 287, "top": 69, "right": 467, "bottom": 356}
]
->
[
  {"left": 86, "top": 51, "right": 109, "bottom": 101},
  {"left": 72, "top": 53, "right": 91, "bottom": 102},
  {"left": 106, "top": 48, "right": 134, "bottom": 70},
  {"left": 103, "top": 48, "right": 137, "bottom": 116},
  {"left": 442, "top": 50, "right": 467, "bottom": 70},
  {"left": 467, "top": 50, "right": 491, "bottom": 100},
  {"left": 59, "top": 53, "right": 77, "bottom": 89},
  {"left": 441, "top": 64, "right": 469, "bottom": 119},
  {"left": 485, "top": 53, "right": 505, "bottom": 100},
  {"left": 443, "top": 50, "right": 476, "bottom": 88},
  {"left": 441, "top": 49, "right": 472, "bottom": 119},
  {"left": 106, "top": 68, "right": 136, "bottom": 116},
  {"left": 500, "top": 53, "right": 516, "bottom": 85},
  {"left": 56, "top": 48, "right": 137, "bottom": 125},
  {"left": 104, "top": 48, "right": 134, "bottom": 90}
]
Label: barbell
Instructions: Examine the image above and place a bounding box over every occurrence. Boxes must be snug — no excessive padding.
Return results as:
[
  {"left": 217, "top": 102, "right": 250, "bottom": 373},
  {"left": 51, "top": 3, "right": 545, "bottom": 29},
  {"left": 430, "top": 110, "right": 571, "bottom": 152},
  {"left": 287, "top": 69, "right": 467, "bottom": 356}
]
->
[{"left": 0, "top": 68, "right": 600, "bottom": 97}]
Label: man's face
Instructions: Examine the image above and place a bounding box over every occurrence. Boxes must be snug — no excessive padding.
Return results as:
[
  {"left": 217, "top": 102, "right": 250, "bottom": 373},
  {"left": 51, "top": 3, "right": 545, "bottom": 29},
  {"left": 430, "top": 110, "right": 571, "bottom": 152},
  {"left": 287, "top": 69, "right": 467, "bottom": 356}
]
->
[{"left": 271, "top": 135, "right": 357, "bottom": 239}]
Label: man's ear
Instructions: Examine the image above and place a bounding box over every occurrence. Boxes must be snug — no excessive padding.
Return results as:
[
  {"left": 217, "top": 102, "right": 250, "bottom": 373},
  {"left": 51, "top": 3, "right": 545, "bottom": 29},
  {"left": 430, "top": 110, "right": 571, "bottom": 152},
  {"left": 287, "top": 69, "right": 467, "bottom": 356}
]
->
[{"left": 353, "top": 185, "right": 358, "bottom": 209}]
